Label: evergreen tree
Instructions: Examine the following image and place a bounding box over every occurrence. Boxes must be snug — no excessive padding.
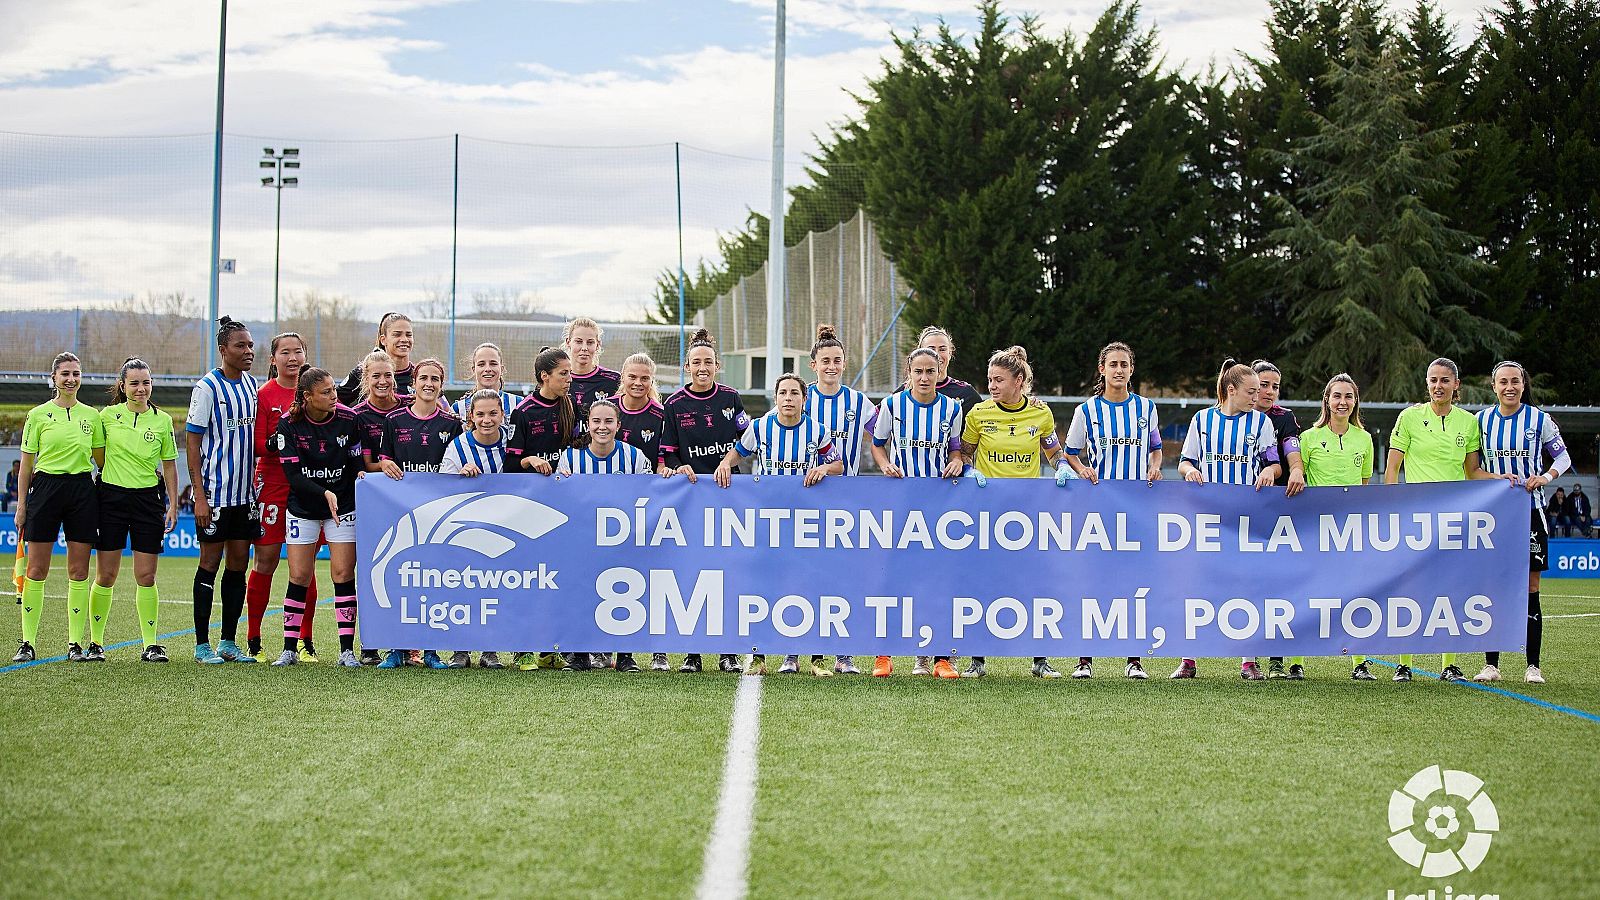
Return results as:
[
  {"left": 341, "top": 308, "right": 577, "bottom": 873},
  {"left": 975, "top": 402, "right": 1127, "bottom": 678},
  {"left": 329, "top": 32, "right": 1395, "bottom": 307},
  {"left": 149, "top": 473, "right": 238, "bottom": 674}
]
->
[
  {"left": 1455, "top": 0, "right": 1600, "bottom": 403},
  {"left": 1268, "top": 0, "right": 1513, "bottom": 401}
]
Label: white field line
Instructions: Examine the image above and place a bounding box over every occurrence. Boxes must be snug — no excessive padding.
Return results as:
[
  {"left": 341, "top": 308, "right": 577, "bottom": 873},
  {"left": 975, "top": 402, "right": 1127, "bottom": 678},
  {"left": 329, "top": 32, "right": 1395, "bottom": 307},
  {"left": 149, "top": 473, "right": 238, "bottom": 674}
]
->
[{"left": 695, "top": 670, "right": 763, "bottom": 900}]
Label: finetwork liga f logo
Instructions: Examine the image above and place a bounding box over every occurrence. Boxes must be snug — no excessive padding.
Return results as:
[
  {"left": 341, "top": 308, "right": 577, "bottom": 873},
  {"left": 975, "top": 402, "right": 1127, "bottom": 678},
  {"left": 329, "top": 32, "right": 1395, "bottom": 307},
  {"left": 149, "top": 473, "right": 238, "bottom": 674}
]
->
[
  {"left": 1388, "top": 765, "right": 1499, "bottom": 878},
  {"left": 368, "top": 491, "right": 568, "bottom": 609}
]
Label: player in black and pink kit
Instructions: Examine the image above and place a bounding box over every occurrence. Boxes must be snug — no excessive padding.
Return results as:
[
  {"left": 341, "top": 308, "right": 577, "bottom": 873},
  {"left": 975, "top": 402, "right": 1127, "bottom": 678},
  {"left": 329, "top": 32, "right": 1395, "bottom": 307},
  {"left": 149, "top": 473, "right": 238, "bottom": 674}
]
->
[
  {"left": 505, "top": 346, "right": 579, "bottom": 671},
  {"left": 1249, "top": 359, "right": 1308, "bottom": 680},
  {"left": 350, "top": 349, "right": 408, "bottom": 664},
  {"left": 268, "top": 367, "right": 366, "bottom": 669},
  {"left": 911, "top": 325, "right": 983, "bottom": 415},
  {"left": 660, "top": 328, "right": 750, "bottom": 674},
  {"left": 616, "top": 352, "right": 667, "bottom": 474},
  {"left": 565, "top": 316, "right": 621, "bottom": 424},
  {"left": 369, "top": 358, "right": 462, "bottom": 670},
  {"left": 506, "top": 346, "right": 578, "bottom": 478}
]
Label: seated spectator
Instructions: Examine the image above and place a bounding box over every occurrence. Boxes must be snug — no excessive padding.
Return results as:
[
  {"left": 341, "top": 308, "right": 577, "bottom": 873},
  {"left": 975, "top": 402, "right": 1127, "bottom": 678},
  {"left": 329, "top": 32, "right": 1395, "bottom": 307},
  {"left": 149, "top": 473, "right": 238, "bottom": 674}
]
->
[
  {"left": 1547, "top": 488, "right": 1568, "bottom": 536},
  {"left": 1566, "top": 484, "right": 1592, "bottom": 538},
  {"left": 2, "top": 460, "right": 17, "bottom": 513},
  {"left": 178, "top": 483, "right": 196, "bottom": 515}
]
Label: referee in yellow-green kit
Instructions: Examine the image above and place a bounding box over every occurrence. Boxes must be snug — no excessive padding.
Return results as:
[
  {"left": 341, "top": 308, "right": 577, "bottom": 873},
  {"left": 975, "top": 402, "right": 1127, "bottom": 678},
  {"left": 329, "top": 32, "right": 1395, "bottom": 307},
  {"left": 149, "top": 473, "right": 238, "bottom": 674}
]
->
[
  {"left": 12, "top": 351, "right": 105, "bottom": 663},
  {"left": 93, "top": 358, "right": 181, "bottom": 663}
]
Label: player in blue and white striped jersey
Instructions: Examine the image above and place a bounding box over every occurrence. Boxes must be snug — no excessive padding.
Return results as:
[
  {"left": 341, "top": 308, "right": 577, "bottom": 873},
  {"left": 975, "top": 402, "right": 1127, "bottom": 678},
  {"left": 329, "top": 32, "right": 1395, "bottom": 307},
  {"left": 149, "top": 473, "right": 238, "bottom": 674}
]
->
[
  {"left": 558, "top": 399, "right": 655, "bottom": 476},
  {"left": 1473, "top": 361, "right": 1572, "bottom": 685},
  {"left": 1062, "top": 342, "right": 1162, "bottom": 680},
  {"left": 805, "top": 325, "right": 872, "bottom": 478},
  {"left": 868, "top": 347, "right": 966, "bottom": 679},
  {"left": 452, "top": 342, "right": 522, "bottom": 438},
  {"left": 716, "top": 374, "right": 842, "bottom": 677},
  {"left": 440, "top": 390, "right": 508, "bottom": 476},
  {"left": 871, "top": 348, "right": 966, "bottom": 480},
  {"left": 184, "top": 316, "right": 261, "bottom": 664},
  {"left": 1172, "top": 359, "right": 1282, "bottom": 681}
]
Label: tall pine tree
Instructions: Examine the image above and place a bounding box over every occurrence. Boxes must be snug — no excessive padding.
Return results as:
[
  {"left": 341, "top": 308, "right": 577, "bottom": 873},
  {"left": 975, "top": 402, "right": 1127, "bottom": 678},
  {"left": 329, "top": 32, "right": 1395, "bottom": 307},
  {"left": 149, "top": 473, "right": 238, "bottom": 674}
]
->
[{"left": 1268, "top": 0, "right": 1513, "bottom": 401}]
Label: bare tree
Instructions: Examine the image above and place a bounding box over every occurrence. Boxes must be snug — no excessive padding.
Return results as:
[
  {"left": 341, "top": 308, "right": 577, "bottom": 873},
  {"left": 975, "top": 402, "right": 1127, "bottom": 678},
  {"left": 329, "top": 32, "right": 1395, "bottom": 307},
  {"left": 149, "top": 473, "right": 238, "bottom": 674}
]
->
[
  {"left": 103, "top": 291, "right": 205, "bottom": 374},
  {"left": 469, "top": 287, "right": 545, "bottom": 319},
  {"left": 411, "top": 279, "right": 455, "bottom": 320}
]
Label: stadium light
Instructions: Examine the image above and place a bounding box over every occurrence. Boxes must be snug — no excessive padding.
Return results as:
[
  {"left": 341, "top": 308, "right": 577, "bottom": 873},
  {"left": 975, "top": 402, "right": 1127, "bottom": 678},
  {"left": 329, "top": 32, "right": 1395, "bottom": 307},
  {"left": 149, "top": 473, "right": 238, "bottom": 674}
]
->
[{"left": 261, "top": 146, "right": 306, "bottom": 333}]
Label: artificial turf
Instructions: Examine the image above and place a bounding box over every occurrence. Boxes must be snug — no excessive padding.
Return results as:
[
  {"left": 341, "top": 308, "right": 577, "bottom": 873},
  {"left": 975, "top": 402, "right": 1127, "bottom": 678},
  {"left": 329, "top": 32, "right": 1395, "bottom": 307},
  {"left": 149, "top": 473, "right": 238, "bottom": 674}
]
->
[{"left": 2, "top": 557, "right": 1596, "bottom": 896}]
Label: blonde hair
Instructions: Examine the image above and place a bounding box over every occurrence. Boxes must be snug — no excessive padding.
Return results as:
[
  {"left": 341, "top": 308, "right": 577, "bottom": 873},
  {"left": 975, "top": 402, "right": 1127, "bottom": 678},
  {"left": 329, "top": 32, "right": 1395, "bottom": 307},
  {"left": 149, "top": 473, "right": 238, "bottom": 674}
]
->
[
  {"left": 621, "top": 352, "right": 660, "bottom": 404},
  {"left": 563, "top": 316, "right": 603, "bottom": 345},
  {"left": 359, "top": 350, "right": 396, "bottom": 400},
  {"left": 468, "top": 341, "right": 506, "bottom": 391},
  {"left": 987, "top": 346, "right": 1032, "bottom": 396}
]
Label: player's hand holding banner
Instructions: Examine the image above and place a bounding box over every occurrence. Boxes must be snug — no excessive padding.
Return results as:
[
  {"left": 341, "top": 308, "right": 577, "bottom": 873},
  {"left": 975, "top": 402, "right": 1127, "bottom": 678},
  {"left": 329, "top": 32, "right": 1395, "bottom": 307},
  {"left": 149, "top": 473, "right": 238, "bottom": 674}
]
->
[{"left": 356, "top": 475, "right": 1526, "bottom": 658}]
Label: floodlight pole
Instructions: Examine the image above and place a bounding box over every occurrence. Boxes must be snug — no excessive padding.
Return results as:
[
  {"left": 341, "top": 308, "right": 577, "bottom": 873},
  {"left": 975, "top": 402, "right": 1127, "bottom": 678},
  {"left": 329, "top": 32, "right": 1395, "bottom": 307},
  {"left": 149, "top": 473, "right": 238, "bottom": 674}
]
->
[
  {"left": 206, "top": 0, "right": 228, "bottom": 373},
  {"left": 764, "top": 0, "right": 787, "bottom": 388}
]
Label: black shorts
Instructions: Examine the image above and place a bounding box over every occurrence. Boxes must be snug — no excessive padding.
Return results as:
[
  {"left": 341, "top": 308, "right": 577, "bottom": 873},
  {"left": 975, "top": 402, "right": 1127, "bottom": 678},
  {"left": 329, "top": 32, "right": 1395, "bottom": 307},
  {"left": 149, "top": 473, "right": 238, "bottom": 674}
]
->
[
  {"left": 23, "top": 472, "right": 98, "bottom": 545},
  {"left": 96, "top": 482, "right": 167, "bottom": 555},
  {"left": 1531, "top": 509, "right": 1549, "bottom": 573},
  {"left": 197, "top": 503, "right": 262, "bottom": 544}
]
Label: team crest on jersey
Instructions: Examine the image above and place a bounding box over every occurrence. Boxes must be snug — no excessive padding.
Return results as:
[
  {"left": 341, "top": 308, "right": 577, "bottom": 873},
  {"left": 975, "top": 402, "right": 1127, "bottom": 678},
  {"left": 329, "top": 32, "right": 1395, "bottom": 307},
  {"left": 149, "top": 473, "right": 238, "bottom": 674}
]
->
[
  {"left": 844, "top": 410, "right": 856, "bottom": 423},
  {"left": 79, "top": 420, "right": 92, "bottom": 435},
  {"left": 1138, "top": 417, "right": 1148, "bottom": 430},
  {"left": 641, "top": 429, "right": 656, "bottom": 443},
  {"left": 1245, "top": 432, "right": 1255, "bottom": 444},
  {"left": 1027, "top": 425, "right": 1038, "bottom": 437},
  {"left": 721, "top": 408, "right": 734, "bottom": 420},
  {"left": 1524, "top": 428, "right": 1537, "bottom": 442},
  {"left": 336, "top": 435, "right": 349, "bottom": 447},
  {"left": 1354, "top": 452, "right": 1365, "bottom": 466},
  {"left": 439, "top": 431, "right": 452, "bottom": 443},
  {"left": 143, "top": 429, "right": 156, "bottom": 443},
  {"left": 939, "top": 421, "right": 951, "bottom": 434},
  {"left": 1455, "top": 434, "right": 1466, "bottom": 448}
]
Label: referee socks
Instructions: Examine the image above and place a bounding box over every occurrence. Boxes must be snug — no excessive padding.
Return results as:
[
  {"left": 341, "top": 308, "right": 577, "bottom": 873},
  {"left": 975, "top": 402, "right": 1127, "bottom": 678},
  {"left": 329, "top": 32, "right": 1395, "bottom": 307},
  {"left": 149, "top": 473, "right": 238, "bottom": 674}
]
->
[
  {"left": 89, "top": 582, "right": 114, "bottom": 646},
  {"left": 66, "top": 578, "right": 89, "bottom": 647},
  {"left": 20, "top": 577, "right": 45, "bottom": 644}
]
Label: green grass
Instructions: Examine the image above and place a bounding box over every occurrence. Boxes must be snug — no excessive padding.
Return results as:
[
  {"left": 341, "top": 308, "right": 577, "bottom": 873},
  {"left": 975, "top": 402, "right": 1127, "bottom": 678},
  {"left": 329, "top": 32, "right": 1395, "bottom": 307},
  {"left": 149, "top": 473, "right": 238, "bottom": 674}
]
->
[{"left": 2, "top": 557, "right": 1597, "bottom": 896}]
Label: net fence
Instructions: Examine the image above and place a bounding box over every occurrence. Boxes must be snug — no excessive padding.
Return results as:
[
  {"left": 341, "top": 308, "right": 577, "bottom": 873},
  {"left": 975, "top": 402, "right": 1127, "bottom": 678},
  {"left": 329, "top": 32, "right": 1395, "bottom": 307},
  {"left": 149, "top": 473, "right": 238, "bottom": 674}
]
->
[{"left": 0, "top": 131, "right": 900, "bottom": 391}]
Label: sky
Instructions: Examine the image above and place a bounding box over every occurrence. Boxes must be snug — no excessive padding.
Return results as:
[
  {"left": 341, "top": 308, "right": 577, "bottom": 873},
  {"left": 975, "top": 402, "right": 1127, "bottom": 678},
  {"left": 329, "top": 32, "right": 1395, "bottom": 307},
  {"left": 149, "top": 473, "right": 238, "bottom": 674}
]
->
[{"left": 0, "top": 0, "right": 1495, "bottom": 326}]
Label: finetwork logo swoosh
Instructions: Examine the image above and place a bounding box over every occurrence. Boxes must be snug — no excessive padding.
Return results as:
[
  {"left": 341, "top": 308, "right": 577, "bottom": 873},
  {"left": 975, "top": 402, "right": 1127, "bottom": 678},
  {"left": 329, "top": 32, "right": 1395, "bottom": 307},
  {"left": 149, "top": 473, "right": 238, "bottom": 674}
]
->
[{"left": 369, "top": 491, "right": 569, "bottom": 608}]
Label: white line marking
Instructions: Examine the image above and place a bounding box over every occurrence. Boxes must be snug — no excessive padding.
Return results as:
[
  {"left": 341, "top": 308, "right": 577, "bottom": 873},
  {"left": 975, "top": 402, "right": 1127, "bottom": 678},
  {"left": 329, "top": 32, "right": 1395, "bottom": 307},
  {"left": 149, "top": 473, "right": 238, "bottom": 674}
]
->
[
  {"left": 695, "top": 671, "right": 762, "bottom": 900},
  {"left": 1547, "top": 613, "right": 1600, "bottom": 619}
]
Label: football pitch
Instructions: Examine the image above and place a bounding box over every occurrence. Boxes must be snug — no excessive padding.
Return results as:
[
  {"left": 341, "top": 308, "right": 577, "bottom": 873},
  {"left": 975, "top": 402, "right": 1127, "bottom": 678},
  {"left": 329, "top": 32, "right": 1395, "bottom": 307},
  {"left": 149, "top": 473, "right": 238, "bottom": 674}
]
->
[{"left": 2, "top": 558, "right": 1596, "bottom": 897}]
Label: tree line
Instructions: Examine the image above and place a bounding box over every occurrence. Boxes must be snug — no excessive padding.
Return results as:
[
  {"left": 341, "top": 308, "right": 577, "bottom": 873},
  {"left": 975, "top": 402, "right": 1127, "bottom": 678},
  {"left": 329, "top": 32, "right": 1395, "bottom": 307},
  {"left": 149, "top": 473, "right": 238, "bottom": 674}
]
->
[{"left": 650, "top": 0, "right": 1599, "bottom": 404}]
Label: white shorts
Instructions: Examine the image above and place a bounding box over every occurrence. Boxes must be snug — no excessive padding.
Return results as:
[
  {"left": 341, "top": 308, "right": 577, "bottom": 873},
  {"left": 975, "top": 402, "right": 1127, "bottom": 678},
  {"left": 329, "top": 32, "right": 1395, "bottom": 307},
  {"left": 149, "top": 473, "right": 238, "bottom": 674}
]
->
[{"left": 286, "top": 511, "right": 356, "bottom": 545}]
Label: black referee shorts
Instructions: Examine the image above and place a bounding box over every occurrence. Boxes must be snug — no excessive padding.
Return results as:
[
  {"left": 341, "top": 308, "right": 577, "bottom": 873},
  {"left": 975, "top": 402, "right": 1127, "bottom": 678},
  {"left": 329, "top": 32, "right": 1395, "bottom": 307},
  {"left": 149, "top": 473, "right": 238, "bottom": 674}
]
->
[
  {"left": 23, "top": 472, "right": 98, "bottom": 545},
  {"left": 97, "top": 482, "right": 167, "bottom": 555},
  {"left": 197, "top": 503, "right": 261, "bottom": 544}
]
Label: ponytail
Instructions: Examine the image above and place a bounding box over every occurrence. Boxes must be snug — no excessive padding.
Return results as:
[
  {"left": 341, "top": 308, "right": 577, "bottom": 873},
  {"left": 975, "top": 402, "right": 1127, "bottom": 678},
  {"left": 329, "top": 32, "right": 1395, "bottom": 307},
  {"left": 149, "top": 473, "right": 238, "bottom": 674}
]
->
[
  {"left": 288, "top": 368, "right": 333, "bottom": 423},
  {"left": 1216, "top": 358, "right": 1253, "bottom": 407},
  {"left": 534, "top": 345, "right": 576, "bottom": 448}
]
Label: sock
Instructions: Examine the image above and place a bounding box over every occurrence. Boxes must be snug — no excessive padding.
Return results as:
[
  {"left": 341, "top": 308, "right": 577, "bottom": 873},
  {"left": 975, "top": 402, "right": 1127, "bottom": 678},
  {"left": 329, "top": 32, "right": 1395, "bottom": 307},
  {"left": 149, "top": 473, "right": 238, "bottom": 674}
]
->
[
  {"left": 1353, "top": 655, "right": 1364, "bottom": 671},
  {"left": 66, "top": 578, "right": 89, "bottom": 646},
  {"left": 1485, "top": 650, "right": 1500, "bottom": 667},
  {"left": 1289, "top": 656, "right": 1304, "bottom": 667},
  {"left": 1399, "top": 655, "right": 1413, "bottom": 667},
  {"left": 1181, "top": 658, "right": 1195, "bottom": 667},
  {"left": 245, "top": 569, "right": 272, "bottom": 646},
  {"left": 282, "top": 581, "right": 308, "bottom": 653},
  {"left": 20, "top": 577, "right": 44, "bottom": 644},
  {"left": 218, "top": 568, "right": 245, "bottom": 642},
  {"left": 193, "top": 566, "right": 217, "bottom": 646},
  {"left": 1441, "top": 653, "right": 1457, "bottom": 669},
  {"left": 1527, "top": 590, "right": 1542, "bottom": 668},
  {"left": 301, "top": 575, "right": 319, "bottom": 647},
  {"left": 89, "top": 582, "right": 114, "bottom": 645},
  {"left": 135, "top": 584, "right": 159, "bottom": 646},
  {"left": 335, "top": 580, "right": 357, "bottom": 654}
]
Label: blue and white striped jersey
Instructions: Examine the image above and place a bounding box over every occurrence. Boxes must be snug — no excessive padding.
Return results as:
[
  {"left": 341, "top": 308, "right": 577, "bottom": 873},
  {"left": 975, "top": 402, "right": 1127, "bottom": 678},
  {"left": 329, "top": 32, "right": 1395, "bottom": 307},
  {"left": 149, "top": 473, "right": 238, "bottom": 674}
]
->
[
  {"left": 1476, "top": 404, "right": 1570, "bottom": 512},
  {"left": 453, "top": 390, "right": 521, "bottom": 439},
  {"left": 558, "top": 442, "right": 654, "bottom": 476},
  {"left": 185, "top": 368, "right": 259, "bottom": 507},
  {"left": 871, "top": 390, "right": 964, "bottom": 478},
  {"left": 1180, "top": 408, "right": 1279, "bottom": 486},
  {"left": 805, "top": 383, "right": 870, "bottom": 475},
  {"left": 439, "top": 432, "right": 506, "bottom": 475},
  {"left": 735, "top": 411, "right": 839, "bottom": 477},
  {"left": 1065, "top": 394, "right": 1162, "bottom": 481}
]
